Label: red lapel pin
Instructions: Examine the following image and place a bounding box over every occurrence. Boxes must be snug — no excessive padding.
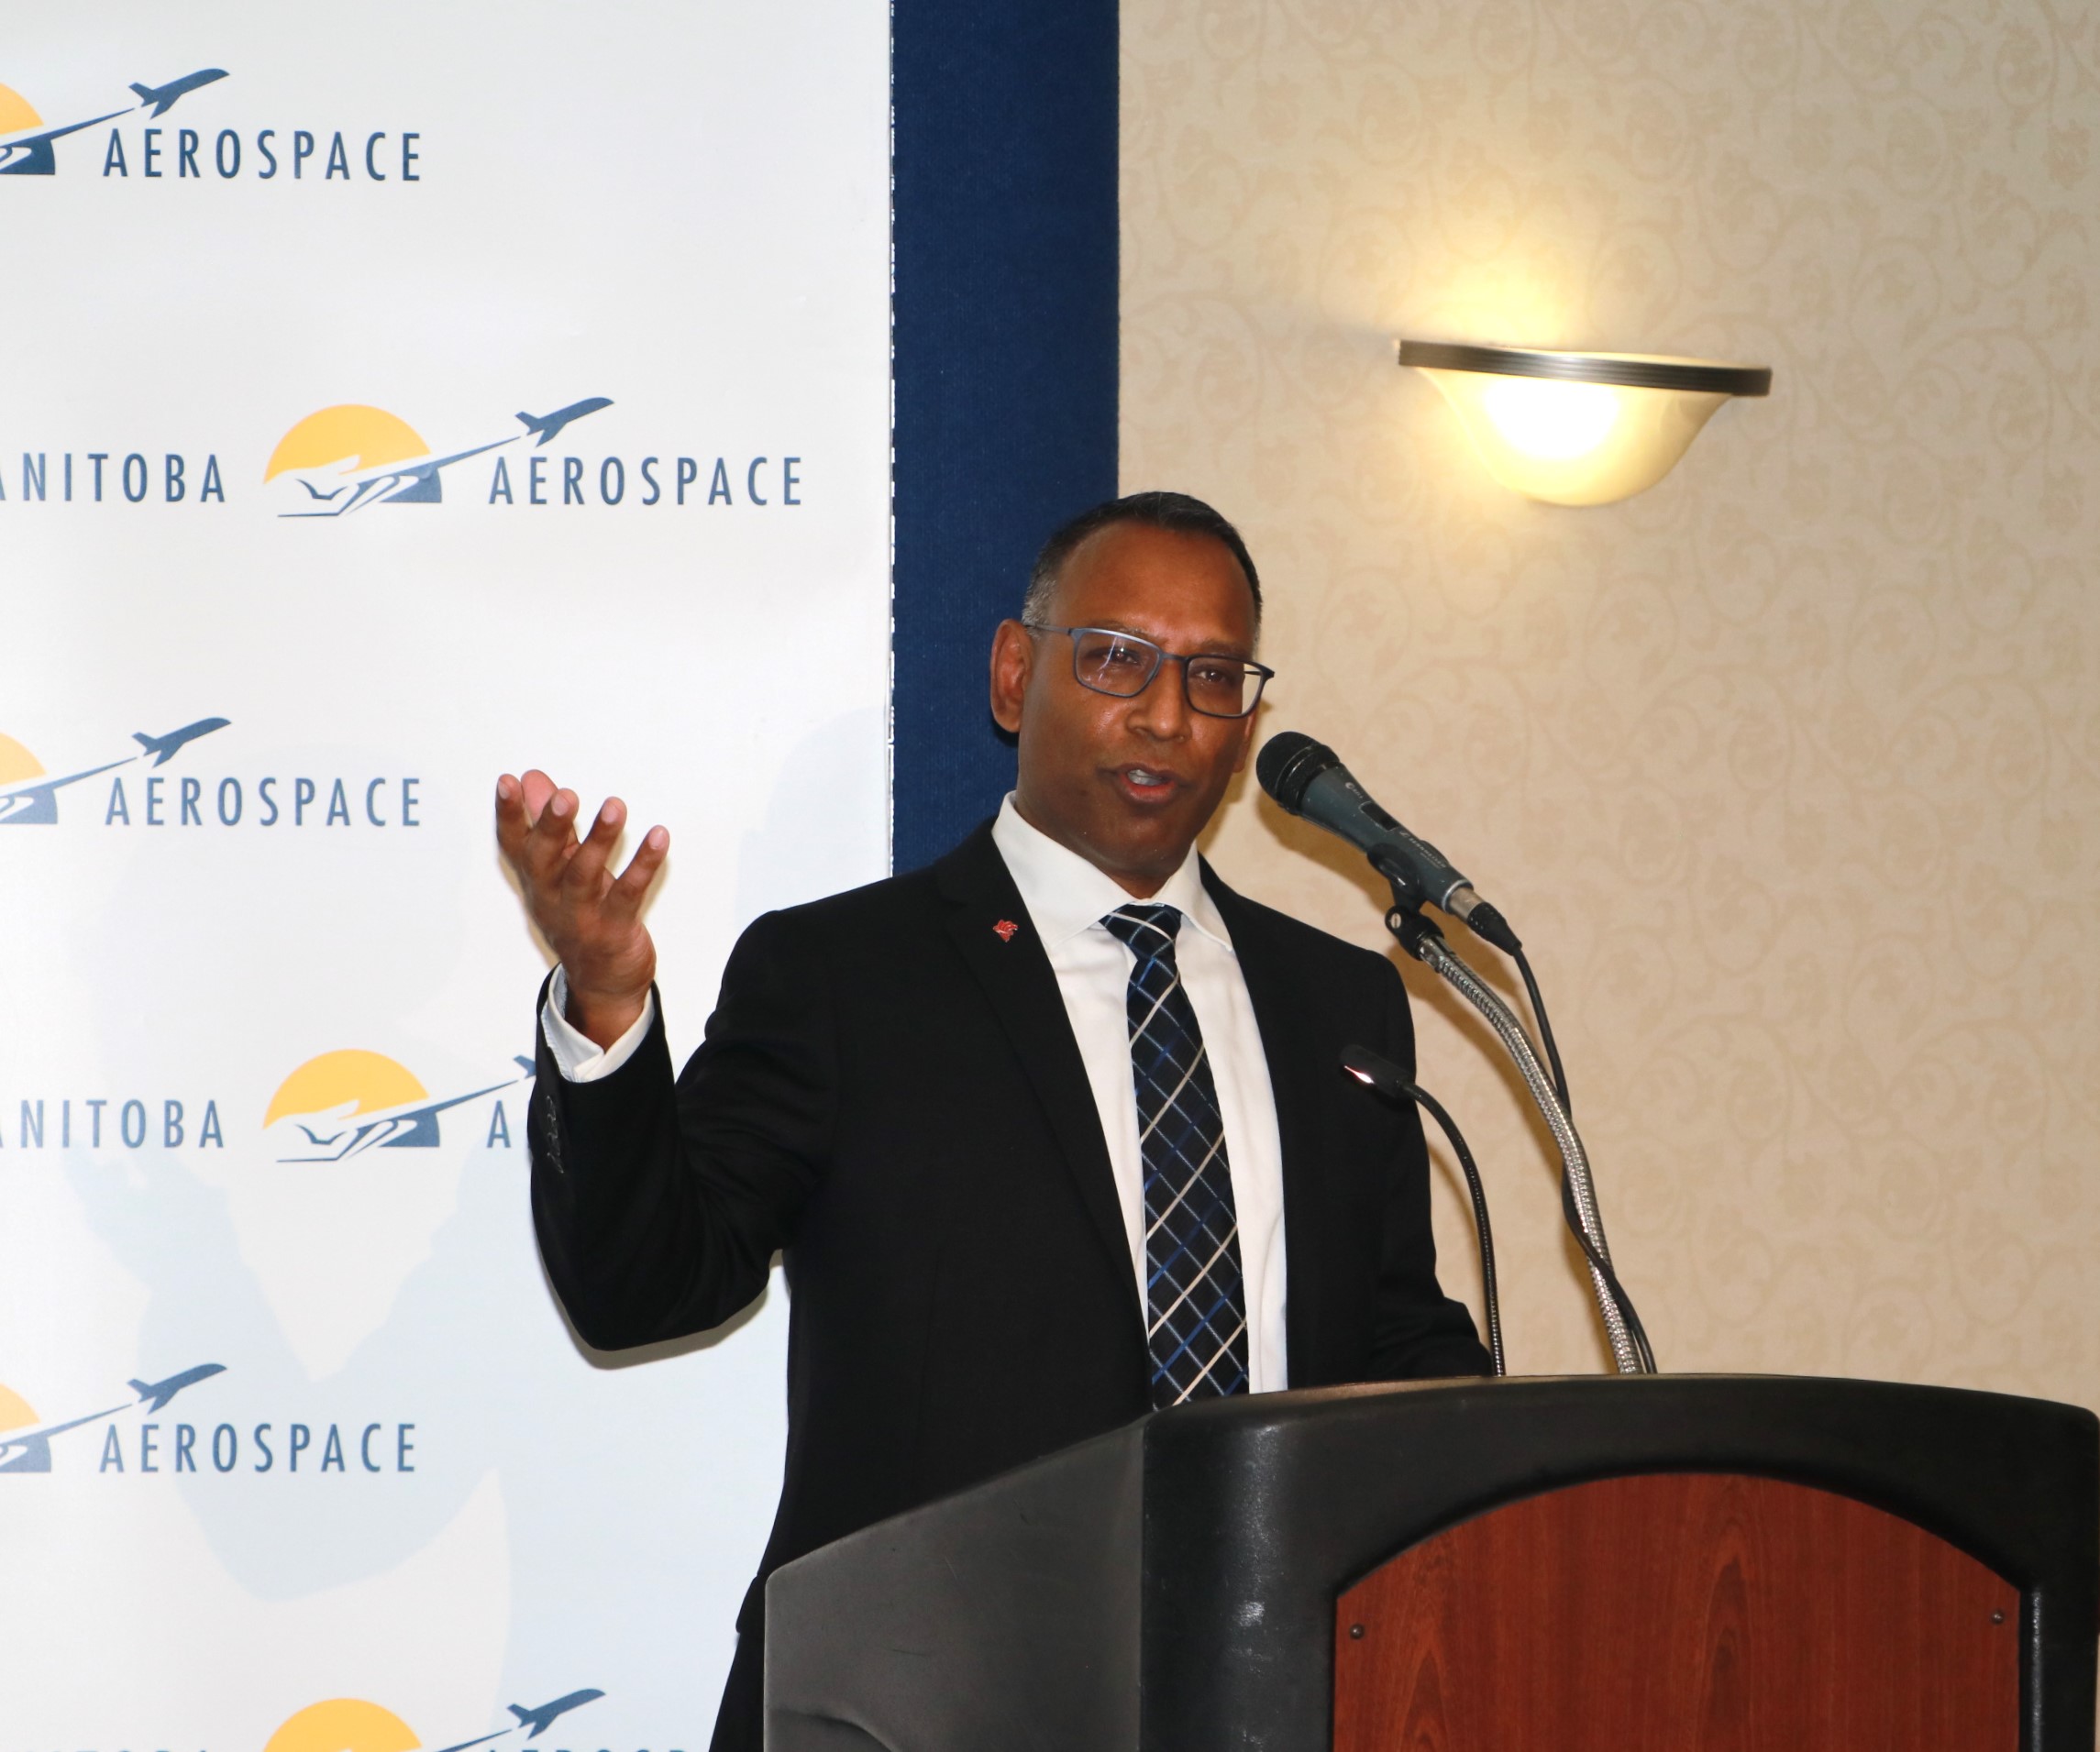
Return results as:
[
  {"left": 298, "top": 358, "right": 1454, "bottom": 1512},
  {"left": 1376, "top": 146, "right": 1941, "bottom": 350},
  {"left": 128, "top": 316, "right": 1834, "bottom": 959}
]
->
[{"left": 992, "top": 918, "right": 1020, "bottom": 942}]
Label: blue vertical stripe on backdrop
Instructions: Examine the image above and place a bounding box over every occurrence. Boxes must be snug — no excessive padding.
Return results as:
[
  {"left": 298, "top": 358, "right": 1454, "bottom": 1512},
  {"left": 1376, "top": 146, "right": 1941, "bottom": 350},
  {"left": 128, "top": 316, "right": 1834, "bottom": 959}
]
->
[{"left": 891, "top": 1, "right": 1121, "bottom": 872}]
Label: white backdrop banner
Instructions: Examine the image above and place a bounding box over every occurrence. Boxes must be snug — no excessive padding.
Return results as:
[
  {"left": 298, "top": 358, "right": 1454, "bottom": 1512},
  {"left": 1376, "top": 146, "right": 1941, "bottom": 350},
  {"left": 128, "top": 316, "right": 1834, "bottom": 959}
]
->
[{"left": 0, "top": 5, "right": 891, "bottom": 1749}]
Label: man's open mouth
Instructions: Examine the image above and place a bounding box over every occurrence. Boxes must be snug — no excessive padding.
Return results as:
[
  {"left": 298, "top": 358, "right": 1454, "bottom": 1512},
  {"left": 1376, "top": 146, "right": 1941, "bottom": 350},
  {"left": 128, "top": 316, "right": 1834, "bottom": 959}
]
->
[{"left": 1111, "top": 765, "right": 1183, "bottom": 802}]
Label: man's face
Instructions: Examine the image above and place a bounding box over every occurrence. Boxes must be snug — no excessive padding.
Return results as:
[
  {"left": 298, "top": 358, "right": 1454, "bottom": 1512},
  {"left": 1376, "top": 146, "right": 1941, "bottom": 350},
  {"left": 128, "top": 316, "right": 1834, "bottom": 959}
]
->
[{"left": 989, "top": 522, "right": 1260, "bottom": 898}]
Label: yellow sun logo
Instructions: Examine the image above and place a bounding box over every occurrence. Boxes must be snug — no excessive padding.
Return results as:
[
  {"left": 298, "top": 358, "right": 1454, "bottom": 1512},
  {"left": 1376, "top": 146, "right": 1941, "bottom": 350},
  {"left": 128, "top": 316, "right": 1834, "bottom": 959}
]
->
[
  {"left": 0, "top": 1383, "right": 39, "bottom": 1432},
  {"left": 264, "top": 1051, "right": 430, "bottom": 1129},
  {"left": 264, "top": 1698, "right": 421, "bottom": 1752},
  {"left": 0, "top": 733, "right": 46, "bottom": 787},
  {"left": 0, "top": 84, "right": 43, "bottom": 134},
  {"left": 264, "top": 406, "right": 431, "bottom": 482}
]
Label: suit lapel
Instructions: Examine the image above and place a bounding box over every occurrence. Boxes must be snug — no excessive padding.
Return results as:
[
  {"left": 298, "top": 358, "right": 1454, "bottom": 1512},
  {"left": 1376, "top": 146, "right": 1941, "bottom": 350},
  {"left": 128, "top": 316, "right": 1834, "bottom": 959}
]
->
[
  {"left": 1202, "top": 864, "right": 1331, "bottom": 1386},
  {"left": 934, "top": 826, "right": 1141, "bottom": 1326}
]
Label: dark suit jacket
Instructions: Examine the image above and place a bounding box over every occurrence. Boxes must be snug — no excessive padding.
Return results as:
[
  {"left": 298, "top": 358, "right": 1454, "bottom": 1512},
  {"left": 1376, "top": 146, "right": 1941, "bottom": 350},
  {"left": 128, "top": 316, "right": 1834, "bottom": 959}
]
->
[{"left": 528, "top": 821, "right": 1487, "bottom": 1746}]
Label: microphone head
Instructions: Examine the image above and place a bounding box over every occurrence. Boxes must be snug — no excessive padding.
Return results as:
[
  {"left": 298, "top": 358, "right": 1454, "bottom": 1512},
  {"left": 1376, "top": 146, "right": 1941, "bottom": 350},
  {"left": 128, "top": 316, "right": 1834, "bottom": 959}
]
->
[
  {"left": 1340, "top": 1043, "right": 1411, "bottom": 1104},
  {"left": 1255, "top": 731, "right": 1337, "bottom": 815}
]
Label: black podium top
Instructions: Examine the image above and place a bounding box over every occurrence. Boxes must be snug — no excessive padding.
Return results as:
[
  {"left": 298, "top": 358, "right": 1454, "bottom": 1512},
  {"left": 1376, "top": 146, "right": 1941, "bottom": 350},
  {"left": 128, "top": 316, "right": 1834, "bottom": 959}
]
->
[{"left": 766, "top": 1374, "right": 2098, "bottom": 1752}]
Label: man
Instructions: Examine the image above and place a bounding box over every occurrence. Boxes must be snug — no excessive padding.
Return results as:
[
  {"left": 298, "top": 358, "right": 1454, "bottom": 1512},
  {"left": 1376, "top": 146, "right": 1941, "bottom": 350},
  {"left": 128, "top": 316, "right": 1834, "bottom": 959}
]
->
[{"left": 495, "top": 491, "right": 1488, "bottom": 1751}]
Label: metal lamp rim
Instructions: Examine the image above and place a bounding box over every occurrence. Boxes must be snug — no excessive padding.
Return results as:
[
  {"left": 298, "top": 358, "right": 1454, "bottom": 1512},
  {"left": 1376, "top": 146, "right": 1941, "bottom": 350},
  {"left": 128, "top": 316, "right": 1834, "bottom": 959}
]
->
[{"left": 1398, "top": 340, "right": 1772, "bottom": 398}]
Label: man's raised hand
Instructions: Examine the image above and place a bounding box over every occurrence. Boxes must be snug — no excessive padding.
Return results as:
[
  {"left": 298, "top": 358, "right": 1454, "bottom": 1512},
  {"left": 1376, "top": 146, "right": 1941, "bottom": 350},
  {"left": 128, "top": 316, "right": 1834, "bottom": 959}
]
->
[{"left": 495, "top": 769, "right": 669, "bottom": 1049}]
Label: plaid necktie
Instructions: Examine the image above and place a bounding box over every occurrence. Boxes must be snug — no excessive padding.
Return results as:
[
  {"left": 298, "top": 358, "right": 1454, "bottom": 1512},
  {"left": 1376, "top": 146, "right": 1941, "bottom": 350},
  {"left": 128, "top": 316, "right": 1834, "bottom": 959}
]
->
[{"left": 1103, "top": 904, "right": 1250, "bottom": 1407}]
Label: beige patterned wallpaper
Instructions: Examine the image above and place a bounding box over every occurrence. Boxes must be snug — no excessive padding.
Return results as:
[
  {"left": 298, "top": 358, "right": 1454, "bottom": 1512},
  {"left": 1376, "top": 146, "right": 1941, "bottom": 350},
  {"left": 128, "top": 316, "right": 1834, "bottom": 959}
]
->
[{"left": 1123, "top": 0, "right": 2100, "bottom": 1404}]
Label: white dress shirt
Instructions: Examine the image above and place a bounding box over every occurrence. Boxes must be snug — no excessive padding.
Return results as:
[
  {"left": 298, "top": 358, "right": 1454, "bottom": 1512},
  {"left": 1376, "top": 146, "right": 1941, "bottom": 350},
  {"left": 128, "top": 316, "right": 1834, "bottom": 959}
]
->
[
  {"left": 989, "top": 796, "right": 1288, "bottom": 1392},
  {"left": 541, "top": 793, "right": 1290, "bottom": 1391}
]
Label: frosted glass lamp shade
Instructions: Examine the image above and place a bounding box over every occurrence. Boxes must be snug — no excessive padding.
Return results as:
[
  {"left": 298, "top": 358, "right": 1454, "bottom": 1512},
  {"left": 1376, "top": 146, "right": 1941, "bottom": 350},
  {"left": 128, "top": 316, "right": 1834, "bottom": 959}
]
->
[{"left": 1399, "top": 342, "right": 1773, "bottom": 507}]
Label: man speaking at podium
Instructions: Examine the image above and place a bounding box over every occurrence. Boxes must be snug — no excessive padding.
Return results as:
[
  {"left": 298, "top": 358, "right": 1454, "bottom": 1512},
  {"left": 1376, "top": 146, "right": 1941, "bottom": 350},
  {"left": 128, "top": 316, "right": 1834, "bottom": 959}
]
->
[{"left": 495, "top": 490, "right": 1489, "bottom": 1750}]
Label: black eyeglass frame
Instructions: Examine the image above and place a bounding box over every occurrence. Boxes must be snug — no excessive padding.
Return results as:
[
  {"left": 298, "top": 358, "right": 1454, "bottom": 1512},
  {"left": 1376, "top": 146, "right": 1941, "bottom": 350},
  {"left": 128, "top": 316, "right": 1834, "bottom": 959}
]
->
[{"left": 1023, "top": 622, "right": 1276, "bottom": 719}]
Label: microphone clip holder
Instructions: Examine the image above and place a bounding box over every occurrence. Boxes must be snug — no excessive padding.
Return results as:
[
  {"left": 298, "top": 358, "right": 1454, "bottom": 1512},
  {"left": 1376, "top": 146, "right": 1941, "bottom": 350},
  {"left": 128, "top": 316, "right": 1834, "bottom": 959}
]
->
[{"left": 1375, "top": 859, "right": 1445, "bottom": 964}]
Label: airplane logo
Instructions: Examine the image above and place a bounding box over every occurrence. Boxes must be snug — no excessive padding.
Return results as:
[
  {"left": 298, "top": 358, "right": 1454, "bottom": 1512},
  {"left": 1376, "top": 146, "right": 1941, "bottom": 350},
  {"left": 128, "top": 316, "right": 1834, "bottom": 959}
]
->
[
  {"left": 510, "top": 1690, "right": 606, "bottom": 1738},
  {"left": 426, "top": 1688, "right": 607, "bottom": 1752},
  {"left": 0, "top": 68, "right": 226, "bottom": 176},
  {"left": 133, "top": 717, "right": 231, "bottom": 767},
  {"left": 517, "top": 399, "right": 613, "bottom": 446},
  {"left": 0, "top": 716, "right": 229, "bottom": 825},
  {"left": 128, "top": 69, "right": 227, "bottom": 118},
  {"left": 265, "top": 398, "right": 615, "bottom": 517},
  {"left": 0, "top": 1363, "right": 227, "bottom": 1473},
  {"left": 130, "top": 1363, "right": 227, "bottom": 1413}
]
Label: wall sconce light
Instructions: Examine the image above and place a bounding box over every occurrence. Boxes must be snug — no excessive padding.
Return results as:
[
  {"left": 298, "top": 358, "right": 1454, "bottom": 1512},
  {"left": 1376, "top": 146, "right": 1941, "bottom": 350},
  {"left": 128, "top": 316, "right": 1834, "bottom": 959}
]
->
[{"left": 1398, "top": 341, "right": 1773, "bottom": 507}]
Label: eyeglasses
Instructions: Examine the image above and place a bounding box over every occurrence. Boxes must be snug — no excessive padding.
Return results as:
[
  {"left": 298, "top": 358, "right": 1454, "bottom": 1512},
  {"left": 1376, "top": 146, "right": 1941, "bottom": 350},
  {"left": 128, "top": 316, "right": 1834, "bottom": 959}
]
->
[{"left": 1024, "top": 623, "right": 1276, "bottom": 719}]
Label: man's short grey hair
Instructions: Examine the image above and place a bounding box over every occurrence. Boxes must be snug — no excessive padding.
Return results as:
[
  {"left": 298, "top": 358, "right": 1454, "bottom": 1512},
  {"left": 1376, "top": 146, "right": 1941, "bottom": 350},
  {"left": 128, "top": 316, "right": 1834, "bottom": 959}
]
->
[{"left": 1022, "top": 490, "right": 1263, "bottom": 633}]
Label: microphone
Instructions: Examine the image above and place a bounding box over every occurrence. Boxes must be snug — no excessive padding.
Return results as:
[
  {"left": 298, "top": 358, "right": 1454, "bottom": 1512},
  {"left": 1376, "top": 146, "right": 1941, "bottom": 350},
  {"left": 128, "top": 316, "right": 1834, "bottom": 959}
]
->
[
  {"left": 1255, "top": 731, "right": 1520, "bottom": 953},
  {"left": 1339, "top": 1042, "right": 1418, "bottom": 1105},
  {"left": 1341, "top": 1045, "right": 1504, "bottom": 1377}
]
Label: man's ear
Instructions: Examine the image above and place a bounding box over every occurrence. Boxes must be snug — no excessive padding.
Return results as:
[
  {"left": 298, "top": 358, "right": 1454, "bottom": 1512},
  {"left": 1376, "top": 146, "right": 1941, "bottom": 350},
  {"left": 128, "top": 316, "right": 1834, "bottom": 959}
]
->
[{"left": 989, "top": 619, "right": 1032, "bottom": 733}]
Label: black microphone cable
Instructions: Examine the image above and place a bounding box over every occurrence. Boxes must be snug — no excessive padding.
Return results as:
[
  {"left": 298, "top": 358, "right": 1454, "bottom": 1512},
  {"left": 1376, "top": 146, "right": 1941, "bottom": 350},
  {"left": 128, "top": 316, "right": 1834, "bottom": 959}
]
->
[
  {"left": 1557, "top": 1170, "right": 1656, "bottom": 1373},
  {"left": 1513, "top": 943, "right": 1571, "bottom": 1115},
  {"left": 1346, "top": 1028, "right": 1653, "bottom": 1375},
  {"left": 1342, "top": 1046, "right": 1504, "bottom": 1378}
]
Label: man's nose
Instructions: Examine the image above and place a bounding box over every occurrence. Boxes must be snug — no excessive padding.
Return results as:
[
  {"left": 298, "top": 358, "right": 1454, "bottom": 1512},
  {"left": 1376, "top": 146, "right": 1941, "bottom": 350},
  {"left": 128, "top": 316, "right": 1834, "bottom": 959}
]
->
[{"left": 1130, "top": 660, "right": 1192, "bottom": 738}]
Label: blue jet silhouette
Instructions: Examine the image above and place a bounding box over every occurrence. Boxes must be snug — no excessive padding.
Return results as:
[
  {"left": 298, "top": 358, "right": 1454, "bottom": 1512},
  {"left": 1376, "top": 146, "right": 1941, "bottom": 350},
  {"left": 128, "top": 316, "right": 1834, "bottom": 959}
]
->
[
  {"left": 516, "top": 399, "right": 613, "bottom": 446},
  {"left": 509, "top": 1690, "right": 605, "bottom": 1737},
  {"left": 429, "top": 1689, "right": 605, "bottom": 1752},
  {"left": 128, "top": 70, "right": 228, "bottom": 118},
  {"left": 132, "top": 717, "right": 230, "bottom": 766},
  {"left": 129, "top": 1363, "right": 227, "bottom": 1412}
]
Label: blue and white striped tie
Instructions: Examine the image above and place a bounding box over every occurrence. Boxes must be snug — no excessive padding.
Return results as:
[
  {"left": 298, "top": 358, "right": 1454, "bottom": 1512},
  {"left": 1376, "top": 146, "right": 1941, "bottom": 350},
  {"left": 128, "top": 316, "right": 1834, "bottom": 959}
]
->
[{"left": 1103, "top": 904, "right": 1250, "bottom": 1407}]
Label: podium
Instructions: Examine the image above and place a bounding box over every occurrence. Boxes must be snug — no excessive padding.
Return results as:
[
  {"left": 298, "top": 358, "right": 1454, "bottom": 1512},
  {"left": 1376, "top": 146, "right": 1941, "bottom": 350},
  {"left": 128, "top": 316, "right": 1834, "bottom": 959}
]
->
[{"left": 766, "top": 1376, "right": 2097, "bottom": 1751}]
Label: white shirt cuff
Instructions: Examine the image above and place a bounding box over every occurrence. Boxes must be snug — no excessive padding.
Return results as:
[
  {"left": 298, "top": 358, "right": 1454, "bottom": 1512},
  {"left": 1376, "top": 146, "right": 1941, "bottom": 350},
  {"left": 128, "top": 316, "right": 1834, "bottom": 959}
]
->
[{"left": 541, "top": 966, "right": 657, "bottom": 1083}]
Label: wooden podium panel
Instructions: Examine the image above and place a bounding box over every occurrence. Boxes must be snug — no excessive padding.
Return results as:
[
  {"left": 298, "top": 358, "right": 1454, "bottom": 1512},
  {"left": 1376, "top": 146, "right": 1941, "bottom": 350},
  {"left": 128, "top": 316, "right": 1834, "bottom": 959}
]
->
[{"left": 1334, "top": 1473, "right": 2019, "bottom": 1752}]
